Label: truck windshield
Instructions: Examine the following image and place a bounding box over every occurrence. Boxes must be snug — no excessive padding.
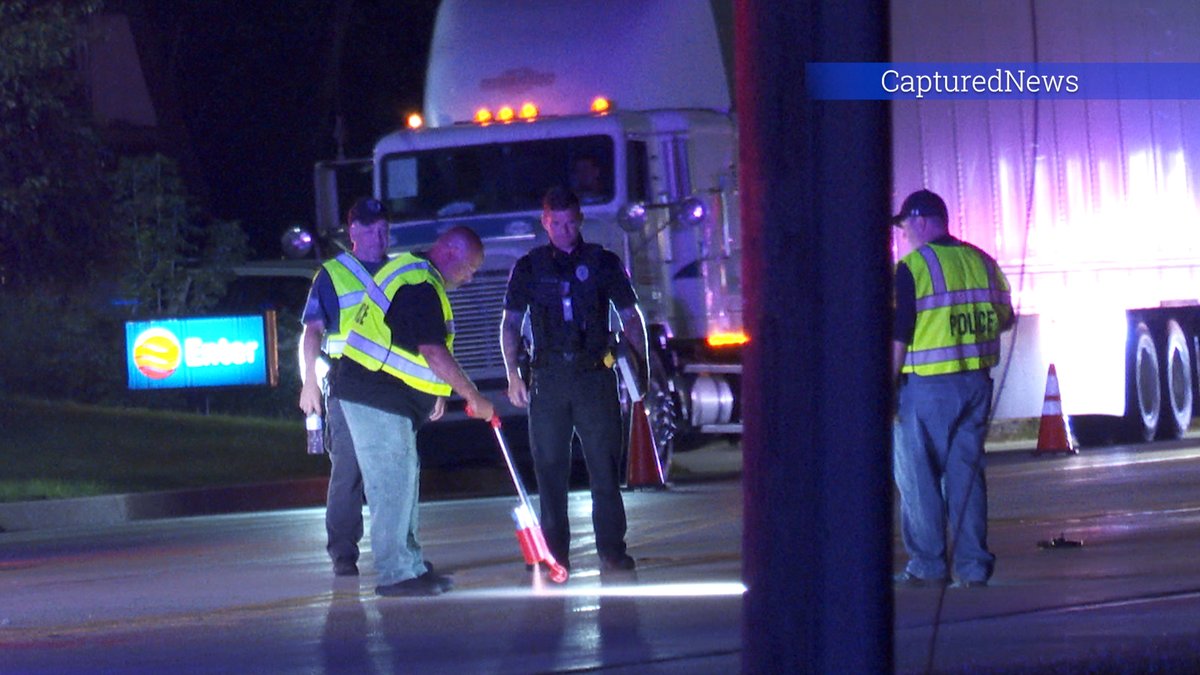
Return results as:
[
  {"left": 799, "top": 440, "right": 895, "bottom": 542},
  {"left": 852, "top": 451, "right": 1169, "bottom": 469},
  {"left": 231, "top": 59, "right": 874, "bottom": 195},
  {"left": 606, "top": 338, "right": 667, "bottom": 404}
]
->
[{"left": 379, "top": 135, "right": 615, "bottom": 221}]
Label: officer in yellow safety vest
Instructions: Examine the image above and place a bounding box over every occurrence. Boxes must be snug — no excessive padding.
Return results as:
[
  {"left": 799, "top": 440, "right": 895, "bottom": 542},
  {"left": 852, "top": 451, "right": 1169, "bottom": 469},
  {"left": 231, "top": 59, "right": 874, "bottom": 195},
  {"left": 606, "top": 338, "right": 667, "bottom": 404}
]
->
[
  {"left": 334, "top": 225, "right": 494, "bottom": 597},
  {"left": 299, "top": 197, "right": 390, "bottom": 578},
  {"left": 890, "top": 189, "right": 1013, "bottom": 590}
]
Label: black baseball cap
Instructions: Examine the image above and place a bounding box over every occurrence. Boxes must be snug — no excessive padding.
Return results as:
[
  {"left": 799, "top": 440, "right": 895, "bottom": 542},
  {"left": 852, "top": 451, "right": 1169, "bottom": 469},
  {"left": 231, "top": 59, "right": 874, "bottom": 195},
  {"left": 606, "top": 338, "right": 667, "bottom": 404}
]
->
[
  {"left": 347, "top": 197, "right": 388, "bottom": 226},
  {"left": 891, "top": 189, "right": 948, "bottom": 226}
]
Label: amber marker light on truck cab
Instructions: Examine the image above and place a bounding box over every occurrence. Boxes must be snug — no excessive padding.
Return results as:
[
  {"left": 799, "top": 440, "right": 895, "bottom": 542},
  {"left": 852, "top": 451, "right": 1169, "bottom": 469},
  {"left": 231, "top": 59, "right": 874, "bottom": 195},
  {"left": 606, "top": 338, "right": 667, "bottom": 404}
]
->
[
  {"left": 496, "top": 106, "right": 515, "bottom": 122},
  {"left": 518, "top": 102, "right": 539, "bottom": 119},
  {"left": 474, "top": 108, "right": 493, "bottom": 124},
  {"left": 707, "top": 331, "right": 749, "bottom": 348},
  {"left": 591, "top": 96, "right": 612, "bottom": 114},
  {"left": 406, "top": 113, "right": 423, "bottom": 129}
]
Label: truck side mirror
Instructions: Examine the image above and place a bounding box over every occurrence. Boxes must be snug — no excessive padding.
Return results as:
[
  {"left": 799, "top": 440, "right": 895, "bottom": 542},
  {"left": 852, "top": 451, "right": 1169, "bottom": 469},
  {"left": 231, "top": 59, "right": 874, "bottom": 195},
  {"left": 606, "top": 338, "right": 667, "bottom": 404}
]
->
[
  {"left": 675, "top": 196, "right": 707, "bottom": 226},
  {"left": 618, "top": 202, "right": 647, "bottom": 232},
  {"left": 281, "top": 226, "right": 314, "bottom": 259},
  {"left": 619, "top": 196, "right": 706, "bottom": 233}
]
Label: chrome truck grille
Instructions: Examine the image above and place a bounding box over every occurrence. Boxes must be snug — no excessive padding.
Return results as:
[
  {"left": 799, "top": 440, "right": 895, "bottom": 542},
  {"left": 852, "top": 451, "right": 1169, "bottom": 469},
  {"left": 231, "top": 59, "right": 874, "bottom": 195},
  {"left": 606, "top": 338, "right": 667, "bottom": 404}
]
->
[{"left": 446, "top": 269, "right": 510, "bottom": 381}]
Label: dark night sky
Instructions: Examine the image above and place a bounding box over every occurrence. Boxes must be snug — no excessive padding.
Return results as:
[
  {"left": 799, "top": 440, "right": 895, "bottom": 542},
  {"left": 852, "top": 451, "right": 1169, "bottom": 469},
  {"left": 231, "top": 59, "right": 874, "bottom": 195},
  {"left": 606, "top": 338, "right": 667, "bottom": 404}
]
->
[{"left": 138, "top": 0, "right": 442, "bottom": 257}]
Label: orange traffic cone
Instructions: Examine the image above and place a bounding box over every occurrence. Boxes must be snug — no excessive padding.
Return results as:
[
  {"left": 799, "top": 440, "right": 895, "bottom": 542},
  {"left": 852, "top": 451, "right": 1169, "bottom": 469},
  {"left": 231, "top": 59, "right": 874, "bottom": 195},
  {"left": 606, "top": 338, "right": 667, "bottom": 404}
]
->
[
  {"left": 1035, "top": 364, "right": 1078, "bottom": 454},
  {"left": 626, "top": 400, "right": 666, "bottom": 488}
]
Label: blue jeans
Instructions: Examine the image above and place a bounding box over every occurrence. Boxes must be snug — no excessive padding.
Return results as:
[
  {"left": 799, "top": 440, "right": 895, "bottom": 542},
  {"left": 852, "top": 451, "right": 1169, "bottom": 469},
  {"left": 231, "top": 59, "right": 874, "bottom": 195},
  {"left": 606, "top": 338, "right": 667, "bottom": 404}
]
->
[
  {"left": 325, "top": 397, "right": 364, "bottom": 564},
  {"left": 894, "top": 371, "right": 995, "bottom": 583},
  {"left": 338, "top": 399, "right": 429, "bottom": 586}
]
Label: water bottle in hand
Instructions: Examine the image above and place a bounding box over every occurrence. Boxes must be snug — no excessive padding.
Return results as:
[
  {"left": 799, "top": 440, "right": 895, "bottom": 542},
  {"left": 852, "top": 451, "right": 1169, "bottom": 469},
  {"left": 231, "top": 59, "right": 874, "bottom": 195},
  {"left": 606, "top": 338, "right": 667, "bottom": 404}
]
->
[{"left": 305, "top": 413, "right": 325, "bottom": 455}]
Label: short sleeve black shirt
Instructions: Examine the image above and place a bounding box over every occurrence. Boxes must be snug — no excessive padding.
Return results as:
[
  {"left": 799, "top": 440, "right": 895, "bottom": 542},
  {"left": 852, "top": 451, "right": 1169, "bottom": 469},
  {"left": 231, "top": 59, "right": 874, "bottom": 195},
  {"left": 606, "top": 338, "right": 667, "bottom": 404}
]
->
[
  {"left": 893, "top": 235, "right": 964, "bottom": 345},
  {"left": 504, "top": 243, "right": 637, "bottom": 313},
  {"left": 505, "top": 241, "right": 637, "bottom": 361},
  {"left": 894, "top": 262, "right": 916, "bottom": 345},
  {"left": 330, "top": 255, "right": 448, "bottom": 423}
]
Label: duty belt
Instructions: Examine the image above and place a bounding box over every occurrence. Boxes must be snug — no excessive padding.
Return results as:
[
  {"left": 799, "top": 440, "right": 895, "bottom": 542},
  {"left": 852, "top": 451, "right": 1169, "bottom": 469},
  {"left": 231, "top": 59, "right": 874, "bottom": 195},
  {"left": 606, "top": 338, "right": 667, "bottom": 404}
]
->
[{"left": 533, "top": 351, "right": 607, "bottom": 371}]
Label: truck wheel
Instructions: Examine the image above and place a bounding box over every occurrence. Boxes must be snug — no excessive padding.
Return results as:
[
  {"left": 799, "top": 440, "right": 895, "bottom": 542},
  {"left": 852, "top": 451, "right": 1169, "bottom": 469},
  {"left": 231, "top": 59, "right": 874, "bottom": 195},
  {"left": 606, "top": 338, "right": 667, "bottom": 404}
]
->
[
  {"left": 644, "top": 389, "right": 679, "bottom": 478},
  {"left": 1126, "top": 322, "right": 1160, "bottom": 442},
  {"left": 1158, "top": 319, "right": 1193, "bottom": 440}
]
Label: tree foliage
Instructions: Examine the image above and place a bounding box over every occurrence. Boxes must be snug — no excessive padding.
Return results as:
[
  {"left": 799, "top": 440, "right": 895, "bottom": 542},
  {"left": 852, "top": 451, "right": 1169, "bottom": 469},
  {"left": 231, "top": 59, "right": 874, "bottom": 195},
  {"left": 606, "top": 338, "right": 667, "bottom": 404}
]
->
[
  {"left": 0, "top": 2, "right": 254, "bottom": 404},
  {"left": 0, "top": 0, "right": 115, "bottom": 288},
  {"left": 0, "top": 286, "right": 125, "bottom": 401},
  {"left": 111, "top": 154, "right": 248, "bottom": 316}
]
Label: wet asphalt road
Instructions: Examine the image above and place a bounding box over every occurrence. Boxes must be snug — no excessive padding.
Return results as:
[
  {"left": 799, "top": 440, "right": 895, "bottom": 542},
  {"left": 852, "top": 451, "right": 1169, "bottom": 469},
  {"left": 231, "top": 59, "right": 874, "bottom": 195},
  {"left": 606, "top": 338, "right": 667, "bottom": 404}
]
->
[{"left": 5, "top": 437, "right": 1200, "bottom": 672}]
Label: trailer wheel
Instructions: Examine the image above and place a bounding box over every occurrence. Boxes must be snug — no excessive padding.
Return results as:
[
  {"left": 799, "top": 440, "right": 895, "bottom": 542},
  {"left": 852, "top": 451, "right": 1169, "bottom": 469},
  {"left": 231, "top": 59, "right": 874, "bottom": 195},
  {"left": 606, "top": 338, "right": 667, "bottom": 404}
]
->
[
  {"left": 1158, "top": 319, "right": 1193, "bottom": 440},
  {"left": 1126, "top": 322, "right": 1160, "bottom": 442}
]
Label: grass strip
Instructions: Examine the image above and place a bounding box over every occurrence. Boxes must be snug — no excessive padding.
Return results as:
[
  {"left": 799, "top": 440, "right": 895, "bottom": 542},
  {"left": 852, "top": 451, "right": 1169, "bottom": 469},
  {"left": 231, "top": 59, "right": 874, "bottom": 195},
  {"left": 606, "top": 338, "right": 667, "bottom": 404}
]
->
[{"left": 0, "top": 396, "right": 322, "bottom": 503}]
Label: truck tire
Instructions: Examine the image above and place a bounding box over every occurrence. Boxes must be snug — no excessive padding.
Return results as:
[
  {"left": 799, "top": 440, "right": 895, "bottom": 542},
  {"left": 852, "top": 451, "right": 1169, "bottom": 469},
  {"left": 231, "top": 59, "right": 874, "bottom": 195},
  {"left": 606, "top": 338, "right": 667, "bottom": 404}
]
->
[
  {"left": 1158, "top": 319, "right": 1193, "bottom": 440},
  {"left": 645, "top": 381, "right": 679, "bottom": 478},
  {"left": 1126, "top": 322, "right": 1160, "bottom": 442}
]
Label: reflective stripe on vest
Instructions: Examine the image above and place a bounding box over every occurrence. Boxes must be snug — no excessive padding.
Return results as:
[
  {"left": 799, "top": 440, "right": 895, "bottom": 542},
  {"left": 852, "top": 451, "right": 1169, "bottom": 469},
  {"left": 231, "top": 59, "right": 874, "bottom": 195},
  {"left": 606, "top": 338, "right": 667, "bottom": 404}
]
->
[
  {"left": 321, "top": 252, "right": 386, "bottom": 358},
  {"left": 902, "top": 243, "right": 1010, "bottom": 375},
  {"left": 341, "top": 252, "right": 455, "bottom": 396}
]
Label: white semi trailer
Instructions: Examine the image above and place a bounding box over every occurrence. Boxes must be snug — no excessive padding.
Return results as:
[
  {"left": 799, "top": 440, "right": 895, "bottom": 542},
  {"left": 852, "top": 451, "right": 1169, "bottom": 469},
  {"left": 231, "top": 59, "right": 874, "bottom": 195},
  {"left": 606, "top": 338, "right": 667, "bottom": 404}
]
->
[{"left": 891, "top": 1, "right": 1200, "bottom": 442}]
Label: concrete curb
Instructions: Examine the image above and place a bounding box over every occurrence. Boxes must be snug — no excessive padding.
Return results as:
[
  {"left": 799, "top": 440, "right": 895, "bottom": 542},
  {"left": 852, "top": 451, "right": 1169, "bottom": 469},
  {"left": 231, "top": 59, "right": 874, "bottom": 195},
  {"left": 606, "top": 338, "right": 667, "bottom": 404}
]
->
[
  {"left": 0, "top": 444, "right": 746, "bottom": 533},
  {"left": 0, "top": 478, "right": 329, "bottom": 533},
  {"left": 0, "top": 437, "right": 1040, "bottom": 534}
]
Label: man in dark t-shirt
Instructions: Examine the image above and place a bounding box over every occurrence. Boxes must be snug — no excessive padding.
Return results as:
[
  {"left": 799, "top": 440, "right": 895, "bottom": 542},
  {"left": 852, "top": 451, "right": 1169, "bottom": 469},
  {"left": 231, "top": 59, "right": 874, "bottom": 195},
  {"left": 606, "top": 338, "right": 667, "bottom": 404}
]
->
[{"left": 336, "top": 225, "right": 494, "bottom": 598}]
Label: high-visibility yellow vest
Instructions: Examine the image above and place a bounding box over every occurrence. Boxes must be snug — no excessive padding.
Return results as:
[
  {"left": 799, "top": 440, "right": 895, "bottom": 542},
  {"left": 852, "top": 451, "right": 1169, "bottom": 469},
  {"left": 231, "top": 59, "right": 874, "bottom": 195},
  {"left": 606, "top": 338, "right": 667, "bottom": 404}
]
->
[
  {"left": 320, "top": 253, "right": 384, "bottom": 358},
  {"left": 341, "top": 252, "right": 455, "bottom": 396},
  {"left": 901, "top": 242, "right": 1011, "bottom": 376}
]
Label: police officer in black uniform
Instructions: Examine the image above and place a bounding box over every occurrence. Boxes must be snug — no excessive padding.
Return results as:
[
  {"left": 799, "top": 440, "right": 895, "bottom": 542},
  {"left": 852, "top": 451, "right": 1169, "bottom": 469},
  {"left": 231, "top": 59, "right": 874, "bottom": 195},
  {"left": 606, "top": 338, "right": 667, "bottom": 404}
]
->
[{"left": 500, "top": 186, "right": 646, "bottom": 573}]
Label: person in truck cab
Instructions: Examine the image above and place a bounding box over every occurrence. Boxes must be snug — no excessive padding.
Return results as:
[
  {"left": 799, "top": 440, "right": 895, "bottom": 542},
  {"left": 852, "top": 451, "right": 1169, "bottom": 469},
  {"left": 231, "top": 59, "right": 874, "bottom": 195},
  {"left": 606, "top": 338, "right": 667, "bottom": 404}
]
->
[
  {"left": 500, "top": 186, "right": 646, "bottom": 574},
  {"left": 570, "top": 155, "right": 609, "bottom": 204}
]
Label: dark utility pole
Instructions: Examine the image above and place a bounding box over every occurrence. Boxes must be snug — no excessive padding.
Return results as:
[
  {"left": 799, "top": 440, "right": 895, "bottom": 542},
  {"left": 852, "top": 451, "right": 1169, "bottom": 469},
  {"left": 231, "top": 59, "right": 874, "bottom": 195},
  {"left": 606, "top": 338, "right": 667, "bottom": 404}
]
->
[{"left": 735, "top": 1, "right": 893, "bottom": 672}]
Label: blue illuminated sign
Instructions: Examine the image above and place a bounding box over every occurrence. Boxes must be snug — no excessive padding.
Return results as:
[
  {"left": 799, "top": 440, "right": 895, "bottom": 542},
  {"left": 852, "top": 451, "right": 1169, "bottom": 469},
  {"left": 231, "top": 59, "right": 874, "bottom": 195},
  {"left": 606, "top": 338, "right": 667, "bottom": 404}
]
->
[{"left": 125, "top": 314, "right": 277, "bottom": 390}]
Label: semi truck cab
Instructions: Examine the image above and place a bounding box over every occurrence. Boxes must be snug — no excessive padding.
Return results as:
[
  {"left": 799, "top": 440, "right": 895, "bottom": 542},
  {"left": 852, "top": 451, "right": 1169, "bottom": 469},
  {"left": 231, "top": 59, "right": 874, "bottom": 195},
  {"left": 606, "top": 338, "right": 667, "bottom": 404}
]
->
[{"left": 309, "top": 0, "right": 745, "bottom": 471}]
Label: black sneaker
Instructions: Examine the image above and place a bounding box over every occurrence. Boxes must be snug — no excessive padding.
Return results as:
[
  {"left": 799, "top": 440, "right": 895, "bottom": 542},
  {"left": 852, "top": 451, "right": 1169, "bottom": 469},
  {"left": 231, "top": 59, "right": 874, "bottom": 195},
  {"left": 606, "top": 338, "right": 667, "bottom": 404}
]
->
[
  {"left": 893, "top": 571, "right": 947, "bottom": 588},
  {"left": 419, "top": 568, "right": 454, "bottom": 592},
  {"left": 599, "top": 554, "right": 636, "bottom": 573},
  {"left": 333, "top": 559, "right": 359, "bottom": 577},
  {"left": 376, "top": 575, "right": 444, "bottom": 597}
]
